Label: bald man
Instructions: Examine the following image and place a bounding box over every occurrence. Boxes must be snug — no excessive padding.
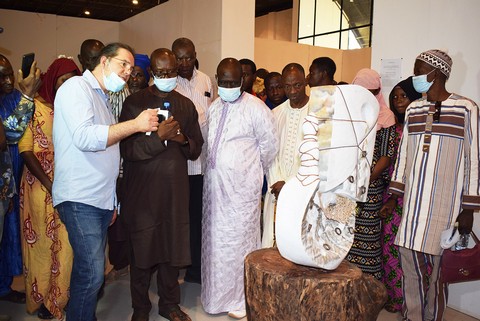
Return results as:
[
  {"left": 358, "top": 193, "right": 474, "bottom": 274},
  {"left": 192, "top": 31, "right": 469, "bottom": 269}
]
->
[
  {"left": 202, "top": 58, "right": 277, "bottom": 319},
  {"left": 120, "top": 48, "right": 203, "bottom": 321},
  {"left": 78, "top": 39, "right": 105, "bottom": 72}
]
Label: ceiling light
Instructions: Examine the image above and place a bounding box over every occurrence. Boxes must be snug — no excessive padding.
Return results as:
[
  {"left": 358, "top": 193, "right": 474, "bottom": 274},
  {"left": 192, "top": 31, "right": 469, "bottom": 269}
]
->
[
  {"left": 132, "top": 0, "right": 138, "bottom": 4},
  {"left": 84, "top": 10, "right": 90, "bottom": 15}
]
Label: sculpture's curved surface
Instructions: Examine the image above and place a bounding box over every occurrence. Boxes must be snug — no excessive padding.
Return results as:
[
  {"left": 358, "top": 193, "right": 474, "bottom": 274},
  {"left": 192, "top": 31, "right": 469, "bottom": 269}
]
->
[{"left": 276, "top": 85, "right": 379, "bottom": 269}]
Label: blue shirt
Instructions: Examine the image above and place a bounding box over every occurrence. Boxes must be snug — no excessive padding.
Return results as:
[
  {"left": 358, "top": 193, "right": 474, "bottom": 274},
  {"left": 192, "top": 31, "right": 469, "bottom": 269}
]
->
[{"left": 52, "top": 70, "right": 119, "bottom": 210}]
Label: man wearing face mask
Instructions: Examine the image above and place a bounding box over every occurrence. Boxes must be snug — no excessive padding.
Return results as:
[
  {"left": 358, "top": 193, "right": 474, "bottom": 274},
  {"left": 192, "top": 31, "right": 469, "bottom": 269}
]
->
[
  {"left": 53, "top": 42, "right": 159, "bottom": 321},
  {"left": 387, "top": 49, "right": 479, "bottom": 321},
  {"left": 119, "top": 48, "right": 203, "bottom": 321},
  {"left": 202, "top": 58, "right": 277, "bottom": 319}
]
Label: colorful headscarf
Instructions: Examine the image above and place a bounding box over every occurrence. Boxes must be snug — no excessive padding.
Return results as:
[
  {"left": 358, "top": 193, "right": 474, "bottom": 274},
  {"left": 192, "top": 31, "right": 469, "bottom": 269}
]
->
[
  {"left": 416, "top": 49, "right": 452, "bottom": 79},
  {"left": 134, "top": 54, "right": 151, "bottom": 84},
  {"left": 388, "top": 76, "right": 422, "bottom": 124},
  {"left": 38, "top": 57, "right": 81, "bottom": 105},
  {"left": 352, "top": 68, "right": 396, "bottom": 130}
]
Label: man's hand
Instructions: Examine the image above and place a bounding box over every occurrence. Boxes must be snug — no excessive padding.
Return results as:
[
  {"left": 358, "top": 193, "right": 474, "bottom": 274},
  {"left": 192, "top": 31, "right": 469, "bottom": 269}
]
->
[
  {"left": 157, "top": 117, "right": 181, "bottom": 141},
  {"left": 135, "top": 109, "right": 159, "bottom": 133},
  {"left": 456, "top": 209, "right": 474, "bottom": 234},
  {"left": 110, "top": 208, "right": 118, "bottom": 226},
  {"left": 379, "top": 198, "right": 396, "bottom": 219},
  {"left": 270, "top": 181, "right": 286, "bottom": 199},
  {"left": 17, "top": 61, "right": 42, "bottom": 98}
]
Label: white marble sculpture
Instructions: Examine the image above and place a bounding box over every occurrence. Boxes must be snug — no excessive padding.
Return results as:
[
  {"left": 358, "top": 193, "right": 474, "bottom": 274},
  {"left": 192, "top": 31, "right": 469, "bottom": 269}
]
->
[{"left": 275, "top": 85, "right": 379, "bottom": 270}]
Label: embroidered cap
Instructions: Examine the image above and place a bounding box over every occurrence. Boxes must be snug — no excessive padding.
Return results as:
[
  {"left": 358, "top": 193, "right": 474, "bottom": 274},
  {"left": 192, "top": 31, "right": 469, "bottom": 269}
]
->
[{"left": 416, "top": 49, "right": 453, "bottom": 79}]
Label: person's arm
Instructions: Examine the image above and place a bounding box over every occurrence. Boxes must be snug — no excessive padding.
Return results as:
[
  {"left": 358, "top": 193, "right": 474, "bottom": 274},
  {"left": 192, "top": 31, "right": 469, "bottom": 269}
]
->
[
  {"left": 3, "top": 61, "right": 42, "bottom": 144},
  {"left": 21, "top": 152, "right": 53, "bottom": 194},
  {"left": 457, "top": 101, "right": 480, "bottom": 233},
  {"left": 55, "top": 79, "right": 158, "bottom": 152},
  {"left": 0, "top": 121, "right": 6, "bottom": 151},
  {"left": 106, "top": 110, "right": 158, "bottom": 147},
  {"left": 255, "top": 103, "right": 279, "bottom": 173}
]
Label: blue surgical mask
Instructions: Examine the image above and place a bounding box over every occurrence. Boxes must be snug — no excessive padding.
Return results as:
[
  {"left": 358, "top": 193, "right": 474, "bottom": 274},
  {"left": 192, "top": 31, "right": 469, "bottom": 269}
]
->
[
  {"left": 153, "top": 76, "right": 177, "bottom": 93},
  {"left": 103, "top": 62, "right": 126, "bottom": 93},
  {"left": 412, "top": 69, "right": 434, "bottom": 93},
  {"left": 218, "top": 86, "right": 242, "bottom": 102}
]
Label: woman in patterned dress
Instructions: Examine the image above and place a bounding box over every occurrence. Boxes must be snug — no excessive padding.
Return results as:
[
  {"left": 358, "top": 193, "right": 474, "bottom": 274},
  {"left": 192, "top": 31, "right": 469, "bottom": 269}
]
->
[
  {"left": 347, "top": 69, "right": 397, "bottom": 280},
  {"left": 379, "top": 77, "right": 421, "bottom": 313},
  {"left": 19, "top": 57, "right": 81, "bottom": 319}
]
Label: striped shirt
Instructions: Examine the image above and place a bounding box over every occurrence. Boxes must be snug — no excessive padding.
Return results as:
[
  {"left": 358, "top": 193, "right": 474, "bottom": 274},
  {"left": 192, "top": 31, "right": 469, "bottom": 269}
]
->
[
  {"left": 175, "top": 69, "right": 213, "bottom": 175},
  {"left": 389, "top": 94, "right": 480, "bottom": 255}
]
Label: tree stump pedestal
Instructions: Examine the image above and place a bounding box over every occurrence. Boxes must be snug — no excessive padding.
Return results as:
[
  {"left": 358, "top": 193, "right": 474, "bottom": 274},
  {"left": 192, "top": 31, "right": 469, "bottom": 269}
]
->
[{"left": 245, "top": 248, "right": 387, "bottom": 321}]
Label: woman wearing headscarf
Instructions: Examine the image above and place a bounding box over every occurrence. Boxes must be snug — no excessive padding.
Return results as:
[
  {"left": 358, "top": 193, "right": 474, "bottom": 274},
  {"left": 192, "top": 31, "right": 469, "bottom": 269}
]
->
[
  {"left": 346, "top": 68, "right": 397, "bottom": 280},
  {"left": 19, "top": 57, "right": 81, "bottom": 319},
  {"left": 379, "top": 77, "right": 421, "bottom": 313}
]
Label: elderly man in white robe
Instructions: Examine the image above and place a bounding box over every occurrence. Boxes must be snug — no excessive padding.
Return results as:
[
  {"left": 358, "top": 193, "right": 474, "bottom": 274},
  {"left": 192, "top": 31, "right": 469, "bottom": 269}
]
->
[{"left": 202, "top": 58, "right": 278, "bottom": 319}]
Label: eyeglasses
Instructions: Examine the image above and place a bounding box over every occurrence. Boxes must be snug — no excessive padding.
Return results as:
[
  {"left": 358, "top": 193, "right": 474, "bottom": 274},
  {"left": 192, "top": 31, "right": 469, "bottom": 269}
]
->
[
  {"left": 111, "top": 57, "right": 134, "bottom": 73},
  {"left": 151, "top": 69, "right": 178, "bottom": 79}
]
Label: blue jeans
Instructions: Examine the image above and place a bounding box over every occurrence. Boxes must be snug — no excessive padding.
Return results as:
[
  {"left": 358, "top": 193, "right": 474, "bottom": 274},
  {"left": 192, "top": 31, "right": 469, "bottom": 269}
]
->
[{"left": 57, "top": 201, "right": 113, "bottom": 321}]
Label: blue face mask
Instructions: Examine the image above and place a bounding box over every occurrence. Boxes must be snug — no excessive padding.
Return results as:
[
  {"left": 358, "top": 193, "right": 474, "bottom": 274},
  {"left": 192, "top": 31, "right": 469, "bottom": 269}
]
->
[
  {"left": 103, "top": 62, "right": 126, "bottom": 93},
  {"left": 412, "top": 69, "right": 434, "bottom": 93},
  {"left": 218, "top": 86, "right": 242, "bottom": 102},
  {"left": 153, "top": 76, "right": 177, "bottom": 93}
]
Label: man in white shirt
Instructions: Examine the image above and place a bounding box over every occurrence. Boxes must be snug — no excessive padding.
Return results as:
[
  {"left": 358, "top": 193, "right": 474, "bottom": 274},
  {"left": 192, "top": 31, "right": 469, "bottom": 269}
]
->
[
  {"left": 53, "top": 42, "right": 158, "bottom": 321},
  {"left": 172, "top": 38, "right": 213, "bottom": 284}
]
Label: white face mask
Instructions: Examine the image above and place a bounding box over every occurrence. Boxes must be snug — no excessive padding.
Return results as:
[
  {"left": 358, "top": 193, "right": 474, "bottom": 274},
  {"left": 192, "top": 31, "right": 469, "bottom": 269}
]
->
[
  {"left": 153, "top": 76, "right": 177, "bottom": 92},
  {"left": 102, "top": 62, "right": 126, "bottom": 93},
  {"left": 412, "top": 69, "right": 435, "bottom": 93},
  {"left": 218, "top": 86, "right": 242, "bottom": 102}
]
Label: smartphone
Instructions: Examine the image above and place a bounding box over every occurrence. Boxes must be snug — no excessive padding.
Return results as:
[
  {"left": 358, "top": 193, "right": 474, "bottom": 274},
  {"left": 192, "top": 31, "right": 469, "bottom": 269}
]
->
[{"left": 21, "top": 53, "right": 35, "bottom": 79}]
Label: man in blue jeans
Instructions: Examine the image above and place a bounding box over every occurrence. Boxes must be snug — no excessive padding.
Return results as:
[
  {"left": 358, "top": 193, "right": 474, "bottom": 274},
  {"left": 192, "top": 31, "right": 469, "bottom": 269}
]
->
[{"left": 53, "top": 42, "right": 159, "bottom": 321}]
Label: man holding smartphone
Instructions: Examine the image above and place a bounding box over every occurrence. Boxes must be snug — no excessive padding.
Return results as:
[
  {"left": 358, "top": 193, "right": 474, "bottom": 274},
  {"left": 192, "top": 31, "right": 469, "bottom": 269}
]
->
[
  {"left": 119, "top": 48, "right": 203, "bottom": 321},
  {"left": 53, "top": 43, "right": 158, "bottom": 321},
  {"left": 0, "top": 54, "right": 41, "bottom": 319}
]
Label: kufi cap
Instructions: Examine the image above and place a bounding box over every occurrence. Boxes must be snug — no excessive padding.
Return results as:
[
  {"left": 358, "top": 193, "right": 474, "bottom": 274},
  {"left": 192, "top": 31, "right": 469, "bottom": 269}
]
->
[{"left": 416, "top": 49, "right": 452, "bottom": 79}]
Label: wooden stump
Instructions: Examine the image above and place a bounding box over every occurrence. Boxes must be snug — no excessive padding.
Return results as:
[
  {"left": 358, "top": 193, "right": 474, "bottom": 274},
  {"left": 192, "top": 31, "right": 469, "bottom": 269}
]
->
[{"left": 245, "top": 248, "right": 387, "bottom": 321}]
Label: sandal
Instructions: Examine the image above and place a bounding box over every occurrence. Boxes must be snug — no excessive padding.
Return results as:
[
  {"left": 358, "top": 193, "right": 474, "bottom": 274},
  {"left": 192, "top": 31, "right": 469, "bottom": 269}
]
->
[
  {"left": 0, "top": 290, "right": 26, "bottom": 304},
  {"left": 158, "top": 305, "right": 191, "bottom": 321}
]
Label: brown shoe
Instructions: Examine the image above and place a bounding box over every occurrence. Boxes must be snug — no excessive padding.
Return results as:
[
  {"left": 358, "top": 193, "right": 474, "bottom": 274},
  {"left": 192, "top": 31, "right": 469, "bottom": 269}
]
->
[{"left": 158, "top": 305, "right": 191, "bottom": 321}]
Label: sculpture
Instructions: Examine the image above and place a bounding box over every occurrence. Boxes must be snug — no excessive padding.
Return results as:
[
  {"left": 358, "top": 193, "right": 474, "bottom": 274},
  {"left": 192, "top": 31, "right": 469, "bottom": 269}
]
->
[{"left": 275, "top": 85, "right": 379, "bottom": 269}]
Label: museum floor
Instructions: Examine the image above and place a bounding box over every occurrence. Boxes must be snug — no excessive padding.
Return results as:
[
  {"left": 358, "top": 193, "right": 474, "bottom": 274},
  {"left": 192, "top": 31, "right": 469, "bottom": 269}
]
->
[{"left": 1, "top": 272, "right": 478, "bottom": 321}]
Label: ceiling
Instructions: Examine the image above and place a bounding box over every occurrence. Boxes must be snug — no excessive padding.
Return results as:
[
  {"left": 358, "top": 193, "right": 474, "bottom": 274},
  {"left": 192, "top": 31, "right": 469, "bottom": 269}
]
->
[{"left": 0, "top": 0, "right": 293, "bottom": 22}]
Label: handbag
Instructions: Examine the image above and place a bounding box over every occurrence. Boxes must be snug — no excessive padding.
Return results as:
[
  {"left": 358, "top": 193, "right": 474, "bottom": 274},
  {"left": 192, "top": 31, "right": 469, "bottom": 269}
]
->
[{"left": 441, "top": 232, "right": 480, "bottom": 283}]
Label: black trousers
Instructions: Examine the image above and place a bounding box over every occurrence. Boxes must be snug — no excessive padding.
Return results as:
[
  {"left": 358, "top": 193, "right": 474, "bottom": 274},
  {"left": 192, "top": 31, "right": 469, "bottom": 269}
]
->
[
  {"left": 129, "top": 249, "right": 180, "bottom": 315},
  {"left": 107, "top": 217, "right": 129, "bottom": 270},
  {"left": 185, "top": 175, "right": 203, "bottom": 281}
]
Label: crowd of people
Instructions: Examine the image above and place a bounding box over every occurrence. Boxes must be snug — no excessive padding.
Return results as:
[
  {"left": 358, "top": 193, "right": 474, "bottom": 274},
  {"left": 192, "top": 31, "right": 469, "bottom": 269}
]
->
[{"left": 0, "top": 37, "right": 477, "bottom": 321}]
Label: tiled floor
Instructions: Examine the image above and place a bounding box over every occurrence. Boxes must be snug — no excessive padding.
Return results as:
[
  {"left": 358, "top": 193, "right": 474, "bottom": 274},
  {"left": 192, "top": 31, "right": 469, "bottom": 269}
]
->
[{"left": 1, "top": 272, "right": 478, "bottom": 321}]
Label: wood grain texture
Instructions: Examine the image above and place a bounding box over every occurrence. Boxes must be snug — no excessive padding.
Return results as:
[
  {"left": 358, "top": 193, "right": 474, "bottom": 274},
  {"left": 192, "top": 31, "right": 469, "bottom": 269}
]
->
[{"left": 245, "top": 248, "right": 387, "bottom": 321}]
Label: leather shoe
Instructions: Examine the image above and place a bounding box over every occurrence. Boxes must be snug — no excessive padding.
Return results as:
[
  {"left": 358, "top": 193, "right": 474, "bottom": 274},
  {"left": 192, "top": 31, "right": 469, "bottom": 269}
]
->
[
  {"left": 0, "top": 290, "right": 26, "bottom": 304},
  {"left": 228, "top": 309, "right": 246, "bottom": 319},
  {"left": 159, "top": 305, "right": 191, "bottom": 321}
]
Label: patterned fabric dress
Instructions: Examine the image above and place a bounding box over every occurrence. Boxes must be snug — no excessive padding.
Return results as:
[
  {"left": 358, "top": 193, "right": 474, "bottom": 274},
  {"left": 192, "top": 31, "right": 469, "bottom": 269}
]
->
[
  {"left": 19, "top": 97, "right": 73, "bottom": 319},
  {"left": 347, "top": 124, "right": 396, "bottom": 280},
  {"left": 381, "top": 124, "right": 403, "bottom": 312}
]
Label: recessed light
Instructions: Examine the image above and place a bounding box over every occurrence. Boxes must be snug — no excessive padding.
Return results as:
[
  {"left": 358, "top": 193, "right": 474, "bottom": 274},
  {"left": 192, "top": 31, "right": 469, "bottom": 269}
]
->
[
  {"left": 84, "top": 10, "right": 91, "bottom": 15},
  {"left": 132, "top": 0, "right": 138, "bottom": 4}
]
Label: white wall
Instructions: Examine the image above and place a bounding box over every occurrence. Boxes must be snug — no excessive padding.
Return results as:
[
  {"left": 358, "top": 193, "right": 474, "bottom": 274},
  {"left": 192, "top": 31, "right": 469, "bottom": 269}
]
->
[
  {"left": 372, "top": 1, "right": 480, "bottom": 318},
  {"left": 0, "top": 9, "right": 119, "bottom": 73},
  {"left": 119, "top": 0, "right": 222, "bottom": 78}
]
